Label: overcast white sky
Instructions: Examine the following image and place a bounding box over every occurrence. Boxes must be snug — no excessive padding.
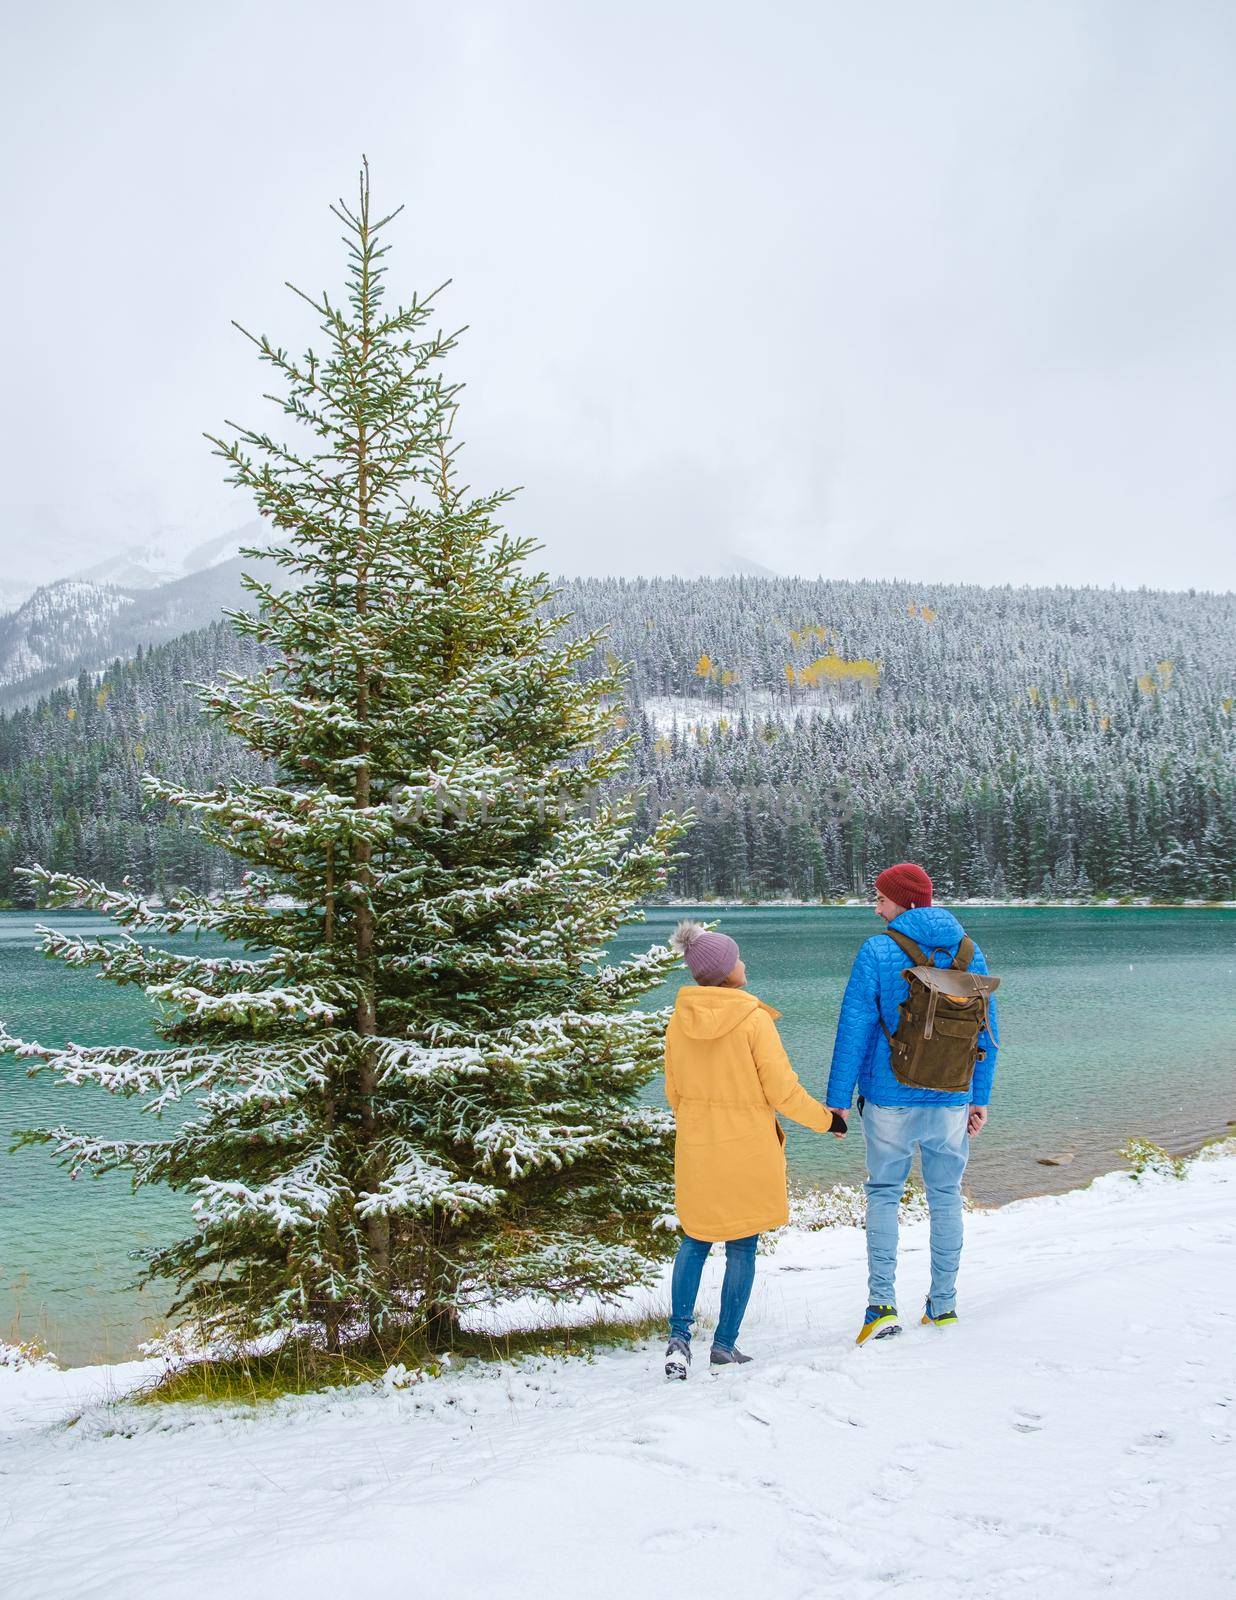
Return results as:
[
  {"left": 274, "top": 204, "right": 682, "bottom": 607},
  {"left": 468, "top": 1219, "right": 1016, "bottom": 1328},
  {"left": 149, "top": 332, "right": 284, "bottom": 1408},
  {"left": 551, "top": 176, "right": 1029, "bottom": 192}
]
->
[{"left": 3, "top": 0, "right": 1233, "bottom": 591}]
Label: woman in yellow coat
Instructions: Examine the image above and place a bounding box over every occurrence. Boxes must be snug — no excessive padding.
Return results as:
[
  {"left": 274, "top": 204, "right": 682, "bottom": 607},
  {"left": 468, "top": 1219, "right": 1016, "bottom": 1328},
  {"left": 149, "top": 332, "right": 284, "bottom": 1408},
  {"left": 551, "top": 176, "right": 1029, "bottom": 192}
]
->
[{"left": 663, "top": 920, "right": 846, "bottom": 1379}]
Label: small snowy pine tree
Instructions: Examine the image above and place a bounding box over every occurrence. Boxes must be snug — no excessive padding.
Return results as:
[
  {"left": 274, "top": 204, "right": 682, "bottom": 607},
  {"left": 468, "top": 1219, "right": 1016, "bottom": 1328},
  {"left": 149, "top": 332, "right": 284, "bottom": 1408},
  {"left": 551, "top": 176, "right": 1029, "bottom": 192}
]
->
[{"left": 1, "top": 165, "right": 684, "bottom": 1352}]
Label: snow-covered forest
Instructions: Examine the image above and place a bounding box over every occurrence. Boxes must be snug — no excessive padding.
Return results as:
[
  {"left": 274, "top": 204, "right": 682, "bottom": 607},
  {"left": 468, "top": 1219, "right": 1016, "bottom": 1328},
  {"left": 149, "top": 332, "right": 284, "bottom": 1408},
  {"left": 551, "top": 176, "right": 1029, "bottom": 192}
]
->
[
  {"left": 0, "top": 625, "right": 270, "bottom": 904},
  {"left": 1, "top": 576, "right": 1233, "bottom": 905}
]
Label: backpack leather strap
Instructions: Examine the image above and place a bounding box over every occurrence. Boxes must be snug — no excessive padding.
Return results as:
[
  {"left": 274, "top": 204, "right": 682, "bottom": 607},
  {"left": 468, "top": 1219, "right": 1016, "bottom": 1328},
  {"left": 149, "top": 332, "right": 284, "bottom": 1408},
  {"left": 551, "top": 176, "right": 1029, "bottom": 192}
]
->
[
  {"left": 951, "top": 936, "right": 975, "bottom": 973},
  {"left": 884, "top": 928, "right": 929, "bottom": 967}
]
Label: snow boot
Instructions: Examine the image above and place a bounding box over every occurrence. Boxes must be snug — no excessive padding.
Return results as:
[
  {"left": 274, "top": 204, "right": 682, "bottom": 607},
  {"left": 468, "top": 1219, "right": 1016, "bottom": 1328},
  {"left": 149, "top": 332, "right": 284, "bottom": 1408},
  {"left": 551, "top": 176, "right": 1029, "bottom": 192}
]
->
[
  {"left": 664, "top": 1338, "right": 691, "bottom": 1380},
  {"left": 710, "top": 1344, "right": 753, "bottom": 1367},
  {"left": 856, "top": 1304, "right": 902, "bottom": 1345},
  {"left": 922, "top": 1300, "right": 959, "bottom": 1327}
]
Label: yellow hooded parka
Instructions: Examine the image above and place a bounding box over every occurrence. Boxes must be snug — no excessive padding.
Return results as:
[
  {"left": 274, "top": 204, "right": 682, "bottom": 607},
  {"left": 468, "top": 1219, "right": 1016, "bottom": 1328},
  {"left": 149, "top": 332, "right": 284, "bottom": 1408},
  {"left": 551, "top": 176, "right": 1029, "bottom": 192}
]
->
[{"left": 664, "top": 985, "right": 836, "bottom": 1241}]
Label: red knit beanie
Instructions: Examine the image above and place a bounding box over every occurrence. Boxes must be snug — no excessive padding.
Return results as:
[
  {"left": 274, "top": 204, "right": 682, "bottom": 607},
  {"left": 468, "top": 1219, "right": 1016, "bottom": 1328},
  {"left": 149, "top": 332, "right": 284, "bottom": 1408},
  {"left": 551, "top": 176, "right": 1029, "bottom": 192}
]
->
[{"left": 875, "top": 862, "right": 933, "bottom": 909}]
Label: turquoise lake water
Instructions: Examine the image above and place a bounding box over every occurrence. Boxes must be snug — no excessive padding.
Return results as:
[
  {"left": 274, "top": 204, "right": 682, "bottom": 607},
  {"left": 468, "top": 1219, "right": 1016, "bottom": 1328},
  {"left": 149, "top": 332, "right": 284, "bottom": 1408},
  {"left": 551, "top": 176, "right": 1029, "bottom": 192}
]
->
[{"left": 2, "top": 907, "right": 1234, "bottom": 1365}]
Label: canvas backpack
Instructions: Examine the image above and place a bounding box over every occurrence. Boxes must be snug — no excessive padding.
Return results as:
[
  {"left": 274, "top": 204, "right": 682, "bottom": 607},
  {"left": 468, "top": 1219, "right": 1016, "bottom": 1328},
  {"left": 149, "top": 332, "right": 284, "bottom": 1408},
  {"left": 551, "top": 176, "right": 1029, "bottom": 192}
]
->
[{"left": 880, "top": 929, "right": 1001, "bottom": 1094}]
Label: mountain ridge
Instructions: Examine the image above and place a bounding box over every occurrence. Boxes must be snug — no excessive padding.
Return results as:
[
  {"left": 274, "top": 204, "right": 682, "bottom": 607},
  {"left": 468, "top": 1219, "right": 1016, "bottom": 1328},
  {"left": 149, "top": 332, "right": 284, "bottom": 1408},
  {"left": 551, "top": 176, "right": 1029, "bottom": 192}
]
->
[
  {"left": 1, "top": 574, "right": 1231, "bottom": 906},
  {"left": 0, "top": 534, "right": 273, "bottom": 710}
]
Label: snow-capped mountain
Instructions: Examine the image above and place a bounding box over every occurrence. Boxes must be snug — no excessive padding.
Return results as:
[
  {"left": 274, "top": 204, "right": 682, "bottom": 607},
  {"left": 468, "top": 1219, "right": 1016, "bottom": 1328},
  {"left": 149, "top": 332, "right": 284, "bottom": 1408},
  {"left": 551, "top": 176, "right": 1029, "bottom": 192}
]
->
[
  {"left": 67, "top": 544, "right": 182, "bottom": 590},
  {"left": 0, "top": 520, "right": 279, "bottom": 708},
  {"left": 0, "top": 553, "right": 266, "bottom": 709},
  {"left": 181, "top": 519, "right": 268, "bottom": 575},
  {"left": 0, "top": 581, "right": 135, "bottom": 689},
  {"left": 64, "top": 520, "right": 270, "bottom": 591}
]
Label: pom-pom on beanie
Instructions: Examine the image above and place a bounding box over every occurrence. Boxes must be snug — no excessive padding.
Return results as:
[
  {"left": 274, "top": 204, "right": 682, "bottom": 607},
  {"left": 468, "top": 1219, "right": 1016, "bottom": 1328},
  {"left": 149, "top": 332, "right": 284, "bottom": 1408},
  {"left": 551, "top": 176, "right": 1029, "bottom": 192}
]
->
[
  {"left": 875, "top": 862, "right": 933, "bottom": 910},
  {"left": 670, "top": 919, "right": 740, "bottom": 985}
]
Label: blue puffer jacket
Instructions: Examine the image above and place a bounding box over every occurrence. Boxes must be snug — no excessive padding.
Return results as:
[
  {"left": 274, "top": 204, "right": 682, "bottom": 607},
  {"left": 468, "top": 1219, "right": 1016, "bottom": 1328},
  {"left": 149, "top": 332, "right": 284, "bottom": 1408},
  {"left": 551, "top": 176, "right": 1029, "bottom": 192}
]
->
[{"left": 825, "top": 906, "right": 999, "bottom": 1109}]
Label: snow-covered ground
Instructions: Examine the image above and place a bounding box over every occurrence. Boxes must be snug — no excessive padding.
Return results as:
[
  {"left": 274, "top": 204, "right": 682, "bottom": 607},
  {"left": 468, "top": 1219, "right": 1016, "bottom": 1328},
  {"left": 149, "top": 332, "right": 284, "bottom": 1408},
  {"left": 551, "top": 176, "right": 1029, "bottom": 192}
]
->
[
  {"left": 640, "top": 692, "right": 854, "bottom": 736},
  {"left": 3, "top": 1155, "right": 1234, "bottom": 1600},
  {"left": 654, "top": 897, "right": 1236, "bottom": 909}
]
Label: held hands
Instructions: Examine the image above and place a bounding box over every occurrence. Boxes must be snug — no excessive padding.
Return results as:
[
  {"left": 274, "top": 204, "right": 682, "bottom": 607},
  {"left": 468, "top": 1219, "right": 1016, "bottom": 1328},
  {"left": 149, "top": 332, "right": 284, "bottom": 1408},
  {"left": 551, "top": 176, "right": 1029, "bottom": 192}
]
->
[{"left": 821, "top": 1105, "right": 984, "bottom": 1136}]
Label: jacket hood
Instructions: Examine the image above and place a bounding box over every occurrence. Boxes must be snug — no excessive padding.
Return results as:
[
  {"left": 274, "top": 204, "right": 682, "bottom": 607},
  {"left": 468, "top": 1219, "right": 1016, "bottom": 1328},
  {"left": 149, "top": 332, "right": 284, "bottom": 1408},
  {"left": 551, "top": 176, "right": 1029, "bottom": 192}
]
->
[
  {"left": 889, "top": 905, "right": 967, "bottom": 958},
  {"left": 670, "top": 985, "right": 779, "bottom": 1041}
]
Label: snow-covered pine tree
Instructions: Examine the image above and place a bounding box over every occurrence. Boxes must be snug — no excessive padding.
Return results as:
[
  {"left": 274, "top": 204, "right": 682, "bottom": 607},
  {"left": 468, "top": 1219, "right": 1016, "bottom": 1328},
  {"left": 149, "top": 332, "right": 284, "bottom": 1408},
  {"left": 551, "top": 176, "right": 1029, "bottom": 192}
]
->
[{"left": 1, "top": 164, "right": 685, "bottom": 1352}]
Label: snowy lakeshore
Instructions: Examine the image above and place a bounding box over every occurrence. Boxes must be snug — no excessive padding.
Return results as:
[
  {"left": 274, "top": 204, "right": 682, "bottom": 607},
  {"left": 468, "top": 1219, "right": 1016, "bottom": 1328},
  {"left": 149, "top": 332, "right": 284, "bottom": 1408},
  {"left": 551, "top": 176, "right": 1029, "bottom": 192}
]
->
[
  {"left": 3, "top": 1151, "right": 1233, "bottom": 1599},
  {"left": 648, "top": 898, "right": 1236, "bottom": 910}
]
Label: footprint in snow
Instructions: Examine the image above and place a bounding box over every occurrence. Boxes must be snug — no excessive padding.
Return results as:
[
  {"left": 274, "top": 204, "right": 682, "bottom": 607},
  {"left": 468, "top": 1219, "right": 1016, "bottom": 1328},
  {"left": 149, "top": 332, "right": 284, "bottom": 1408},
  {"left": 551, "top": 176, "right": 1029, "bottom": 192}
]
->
[
  {"left": 642, "top": 1524, "right": 721, "bottom": 1553},
  {"left": 1106, "top": 1477, "right": 1167, "bottom": 1511},
  {"left": 1029, "top": 1358, "right": 1074, "bottom": 1379},
  {"left": 991, "top": 1562, "right": 1064, "bottom": 1587},
  {"left": 871, "top": 1463, "right": 918, "bottom": 1504},
  {"left": 1181, "top": 1522, "right": 1222, "bottom": 1546},
  {"left": 1128, "top": 1430, "right": 1173, "bottom": 1452}
]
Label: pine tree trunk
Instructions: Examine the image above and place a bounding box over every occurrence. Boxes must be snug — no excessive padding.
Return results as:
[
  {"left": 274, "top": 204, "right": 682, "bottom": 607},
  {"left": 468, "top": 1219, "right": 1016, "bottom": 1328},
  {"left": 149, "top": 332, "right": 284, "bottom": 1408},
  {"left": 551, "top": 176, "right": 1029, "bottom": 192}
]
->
[
  {"left": 422, "top": 1302, "right": 460, "bottom": 1350},
  {"left": 351, "top": 226, "right": 391, "bottom": 1316}
]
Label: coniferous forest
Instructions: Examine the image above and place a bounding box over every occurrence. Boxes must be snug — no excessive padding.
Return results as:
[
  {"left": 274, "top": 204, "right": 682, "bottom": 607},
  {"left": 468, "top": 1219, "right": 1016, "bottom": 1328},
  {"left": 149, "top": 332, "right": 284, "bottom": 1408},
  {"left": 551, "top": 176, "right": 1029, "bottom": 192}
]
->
[{"left": 1, "top": 576, "right": 1233, "bottom": 905}]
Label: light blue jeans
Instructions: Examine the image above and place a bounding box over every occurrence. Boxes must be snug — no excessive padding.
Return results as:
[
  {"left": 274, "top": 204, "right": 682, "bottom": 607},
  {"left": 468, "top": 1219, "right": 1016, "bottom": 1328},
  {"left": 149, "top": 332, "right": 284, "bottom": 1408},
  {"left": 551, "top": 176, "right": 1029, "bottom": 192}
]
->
[
  {"left": 862, "top": 1102, "right": 970, "bottom": 1315},
  {"left": 669, "top": 1234, "right": 759, "bottom": 1350}
]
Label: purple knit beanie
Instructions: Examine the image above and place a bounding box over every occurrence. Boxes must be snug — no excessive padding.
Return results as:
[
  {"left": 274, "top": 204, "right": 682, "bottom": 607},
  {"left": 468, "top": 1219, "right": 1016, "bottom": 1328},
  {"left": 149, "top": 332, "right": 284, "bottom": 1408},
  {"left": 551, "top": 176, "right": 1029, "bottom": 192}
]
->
[{"left": 670, "top": 919, "right": 740, "bottom": 985}]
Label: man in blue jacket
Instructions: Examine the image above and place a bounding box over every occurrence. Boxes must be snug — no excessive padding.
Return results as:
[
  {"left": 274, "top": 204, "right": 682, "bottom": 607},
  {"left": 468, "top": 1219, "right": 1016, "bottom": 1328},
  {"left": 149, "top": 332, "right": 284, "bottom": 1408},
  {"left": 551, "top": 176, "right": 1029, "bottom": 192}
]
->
[{"left": 826, "top": 862, "right": 998, "bottom": 1344}]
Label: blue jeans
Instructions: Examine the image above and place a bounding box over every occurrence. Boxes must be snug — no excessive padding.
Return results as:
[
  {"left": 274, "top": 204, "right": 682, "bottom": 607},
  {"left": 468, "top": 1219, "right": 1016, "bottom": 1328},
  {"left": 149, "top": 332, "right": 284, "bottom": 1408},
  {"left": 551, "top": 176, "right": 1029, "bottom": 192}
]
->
[
  {"left": 862, "top": 1102, "right": 969, "bottom": 1315},
  {"left": 668, "top": 1233, "right": 759, "bottom": 1350}
]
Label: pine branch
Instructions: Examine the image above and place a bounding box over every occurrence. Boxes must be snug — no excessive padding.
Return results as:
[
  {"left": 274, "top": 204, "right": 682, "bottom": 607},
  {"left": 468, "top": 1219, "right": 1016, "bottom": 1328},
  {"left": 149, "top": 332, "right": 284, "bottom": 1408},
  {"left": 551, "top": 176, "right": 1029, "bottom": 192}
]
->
[
  {"left": 355, "top": 1140, "right": 501, "bottom": 1221},
  {"left": 192, "top": 1148, "right": 348, "bottom": 1234}
]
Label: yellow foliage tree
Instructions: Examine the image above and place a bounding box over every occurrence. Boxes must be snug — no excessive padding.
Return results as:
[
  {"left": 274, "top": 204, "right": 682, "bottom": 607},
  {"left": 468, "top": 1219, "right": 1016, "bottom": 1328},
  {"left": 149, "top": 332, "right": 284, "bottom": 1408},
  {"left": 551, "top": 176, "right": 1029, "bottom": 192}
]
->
[{"left": 797, "top": 652, "right": 880, "bottom": 688}]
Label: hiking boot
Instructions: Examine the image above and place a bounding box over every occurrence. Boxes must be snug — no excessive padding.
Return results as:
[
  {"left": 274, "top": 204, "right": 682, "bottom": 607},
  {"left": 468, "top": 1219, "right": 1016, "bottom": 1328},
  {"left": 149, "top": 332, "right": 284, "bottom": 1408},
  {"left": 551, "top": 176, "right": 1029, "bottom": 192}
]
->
[
  {"left": 922, "top": 1300, "right": 959, "bottom": 1327},
  {"left": 710, "top": 1344, "right": 753, "bottom": 1367},
  {"left": 664, "top": 1338, "right": 691, "bottom": 1380},
  {"left": 856, "top": 1304, "right": 902, "bottom": 1345}
]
